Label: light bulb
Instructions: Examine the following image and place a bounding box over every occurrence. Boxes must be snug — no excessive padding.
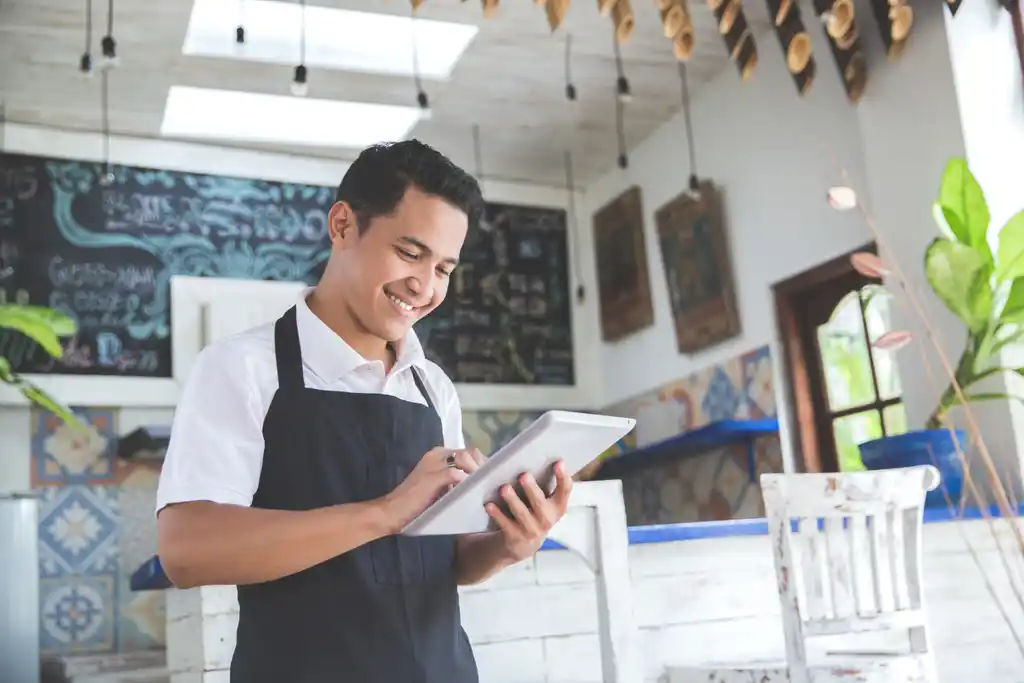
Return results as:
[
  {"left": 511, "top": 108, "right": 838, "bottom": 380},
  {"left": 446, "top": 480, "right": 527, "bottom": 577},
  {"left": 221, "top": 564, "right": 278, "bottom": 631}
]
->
[
  {"left": 100, "top": 35, "right": 119, "bottom": 68},
  {"left": 291, "top": 64, "right": 308, "bottom": 96}
]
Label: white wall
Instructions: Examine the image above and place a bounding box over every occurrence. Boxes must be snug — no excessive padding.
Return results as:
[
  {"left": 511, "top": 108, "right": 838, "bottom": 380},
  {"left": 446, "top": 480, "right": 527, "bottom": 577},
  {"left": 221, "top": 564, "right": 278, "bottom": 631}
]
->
[
  {"left": 168, "top": 518, "right": 1024, "bottom": 683},
  {"left": 584, "top": 18, "right": 872, "bottom": 409},
  {"left": 0, "top": 123, "right": 602, "bottom": 414}
]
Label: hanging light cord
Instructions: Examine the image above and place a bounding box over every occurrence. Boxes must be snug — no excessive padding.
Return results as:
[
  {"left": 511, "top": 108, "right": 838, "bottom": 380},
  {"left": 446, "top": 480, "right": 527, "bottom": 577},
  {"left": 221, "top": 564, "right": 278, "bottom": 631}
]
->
[
  {"left": 85, "top": 0, "right": 93, "bottom": 55},
  {"left": 101, "top": 69, "right": 111, "bottom": 177},
  {"left": 106, "top": 0, "right": 114, "bottom": 36},
  {"left": 299, "top": 0, "right": 306, "bottom": 64},
  {"left": 564, "top": 34, "right": 576, "bottom": 100},
  {"left": 411, "top": 8, "right": 427, "bottom": 107},
  {"left": 615, "top": 94, "right": 628, "bottom": 168},
  {"left": 678, "top": 62, "right": 699, "bottom": 189},
  {"left": 472, "top": 124, "right": 484, "bottom": 183}
]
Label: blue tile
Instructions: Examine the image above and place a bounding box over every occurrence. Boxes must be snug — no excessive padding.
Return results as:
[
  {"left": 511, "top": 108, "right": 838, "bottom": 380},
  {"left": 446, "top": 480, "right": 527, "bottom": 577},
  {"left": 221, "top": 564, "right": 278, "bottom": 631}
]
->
[
  {"left": 40, "top": 573, "right": 117, "bottom": 655},
  {"left": 32, "top": 407, "right": 118, "bottom": 487},
  {"left": 477, "top": 411, "right": 542, "bottom": 451},
  {"left": 741, "top": 346, "right": 774, "bottom": 419},
  {"left": 701, "top": 367, "right": 740, "bottom": 423},
  {"left": 38, "top": 485, "right": 120, "bottom": 577}
]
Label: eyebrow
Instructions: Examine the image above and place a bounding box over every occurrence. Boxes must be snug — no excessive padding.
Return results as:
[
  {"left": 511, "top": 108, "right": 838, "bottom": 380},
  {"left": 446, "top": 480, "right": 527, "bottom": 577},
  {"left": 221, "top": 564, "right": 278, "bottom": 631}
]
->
[{"left": 397, "top": 236, "right": 459, "bottom": 266}]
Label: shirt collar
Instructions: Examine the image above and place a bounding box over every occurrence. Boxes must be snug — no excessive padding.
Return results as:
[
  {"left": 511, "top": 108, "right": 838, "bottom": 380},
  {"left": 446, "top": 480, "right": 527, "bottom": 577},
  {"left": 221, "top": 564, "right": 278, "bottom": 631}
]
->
[{"left": 294, "top": 288, "right": 427, "bottom": 382}]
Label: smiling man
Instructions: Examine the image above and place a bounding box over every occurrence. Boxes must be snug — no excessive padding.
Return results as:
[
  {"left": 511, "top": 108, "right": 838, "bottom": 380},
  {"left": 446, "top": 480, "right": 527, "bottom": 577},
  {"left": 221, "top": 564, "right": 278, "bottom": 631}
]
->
[{"left": 154, "top": 140, "right": 574, "bottom": 683}]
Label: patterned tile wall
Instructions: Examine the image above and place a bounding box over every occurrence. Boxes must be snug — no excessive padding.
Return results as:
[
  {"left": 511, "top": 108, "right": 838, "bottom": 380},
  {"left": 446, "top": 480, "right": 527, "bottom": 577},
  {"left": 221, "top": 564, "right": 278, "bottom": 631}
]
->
[
  {"left": 31, "top": 407, "right": 164, "bottom": 657},
  {"left": 601, "top": 345, "right": 783, "bottom": 525}
]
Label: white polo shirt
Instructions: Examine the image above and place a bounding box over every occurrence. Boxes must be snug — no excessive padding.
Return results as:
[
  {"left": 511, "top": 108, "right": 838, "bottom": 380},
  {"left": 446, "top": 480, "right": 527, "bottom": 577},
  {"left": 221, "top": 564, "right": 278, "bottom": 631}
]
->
[{"left": 155, "top": 289, "right": 465, "bottom": 514}]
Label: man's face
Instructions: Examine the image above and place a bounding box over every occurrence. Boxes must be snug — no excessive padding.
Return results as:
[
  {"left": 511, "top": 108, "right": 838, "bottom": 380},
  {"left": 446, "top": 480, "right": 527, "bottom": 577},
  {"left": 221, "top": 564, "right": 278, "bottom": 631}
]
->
[{"left": 333, "top": 185, "right": 469, "bottom": 343}]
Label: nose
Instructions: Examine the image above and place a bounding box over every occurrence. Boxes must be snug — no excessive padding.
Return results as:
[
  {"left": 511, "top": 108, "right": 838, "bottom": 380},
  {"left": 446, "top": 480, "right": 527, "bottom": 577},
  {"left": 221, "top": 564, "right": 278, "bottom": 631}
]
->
[{"left": 406, "top": 268, "right": 434, "bottom": 303}]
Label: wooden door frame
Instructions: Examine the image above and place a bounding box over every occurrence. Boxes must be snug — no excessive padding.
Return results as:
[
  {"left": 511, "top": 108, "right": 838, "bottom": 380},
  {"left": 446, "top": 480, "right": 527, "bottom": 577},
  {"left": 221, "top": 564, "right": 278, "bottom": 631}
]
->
[{"left": 772, "top": 242, "right": 878, "bottom": 473}]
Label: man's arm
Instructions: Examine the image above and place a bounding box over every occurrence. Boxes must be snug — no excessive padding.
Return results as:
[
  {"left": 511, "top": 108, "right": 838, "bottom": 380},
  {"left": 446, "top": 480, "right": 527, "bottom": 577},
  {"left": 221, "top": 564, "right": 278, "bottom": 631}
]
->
[
  {"left": 158, "top": 500, "right": 392, "bottom": 588},
  {"left": 454, "top": 532, "right": 517, "bottom": 586},
  {"left": 155, "top": 340, "right": 395, "bottom": 588}
]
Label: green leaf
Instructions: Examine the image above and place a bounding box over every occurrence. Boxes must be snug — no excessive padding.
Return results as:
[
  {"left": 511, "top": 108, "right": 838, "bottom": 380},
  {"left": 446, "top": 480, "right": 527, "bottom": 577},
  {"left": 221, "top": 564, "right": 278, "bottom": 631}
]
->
[
  {"left": 963, "top": 391, "right": 1024, "bottom": 409},
  {"left": 19, "top": 384, "right": 87, "bottom": 431},
  {"left": 1002, "top": 278, "right": 1024, "bottom": 323},
  {"left": 924, "top": 238, "right": 993, "bottom": 334},
  {"left": 995, "top": 210, "right": 1024, "bottom": 282},
  {"left": 0, "top": 306, "right": 76, "bottom": 359},
  {"left": 939, "top": 158, "right": 991, "bottom": 253},
  {"left": 940, "top": 205, "right": 970, "bottom": 244}
]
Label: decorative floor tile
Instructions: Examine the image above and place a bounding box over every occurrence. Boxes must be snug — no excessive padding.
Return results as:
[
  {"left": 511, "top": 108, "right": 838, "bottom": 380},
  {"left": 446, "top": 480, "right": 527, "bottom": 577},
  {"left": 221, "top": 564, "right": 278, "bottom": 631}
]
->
[
  {"left": 40, "top": 573, "right": 116, "bottom": 655},
  {"left": 38, "top": 485, "right": 120, "bottom": 577},
  {"left": 116, "top": 574, "right": 166, "bottom": 651},
  {"left": 32, "top": 407, "right": 118, "bottom": 487}
]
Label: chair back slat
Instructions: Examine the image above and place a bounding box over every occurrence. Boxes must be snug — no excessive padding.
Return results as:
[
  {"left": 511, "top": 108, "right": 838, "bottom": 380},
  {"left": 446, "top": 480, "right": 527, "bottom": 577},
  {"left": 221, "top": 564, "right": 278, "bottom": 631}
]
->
[{"left": 761, "top": 466, "right": 938, "bottom": 642}]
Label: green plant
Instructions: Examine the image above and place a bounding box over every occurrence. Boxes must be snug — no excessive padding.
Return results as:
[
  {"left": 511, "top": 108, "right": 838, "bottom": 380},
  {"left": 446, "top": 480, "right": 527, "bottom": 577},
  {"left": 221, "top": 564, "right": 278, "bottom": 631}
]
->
[
  {"left": 0, "top": 304, "right": 87, "bottom": 431},
  {"left": 917, "top": 158, "right": 1024, "bottom": 428}
]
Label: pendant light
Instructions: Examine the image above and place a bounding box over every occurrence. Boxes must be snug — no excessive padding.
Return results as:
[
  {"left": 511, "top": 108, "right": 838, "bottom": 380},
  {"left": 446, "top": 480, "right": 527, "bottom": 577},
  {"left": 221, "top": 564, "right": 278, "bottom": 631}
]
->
[
  {"left": 100, "top": 0, "right": 118, "bottom": 68},
  {"left": 291, "top": 0, "right": 308, "bottom": 96},
  {"left": 562, "top": 34, "right": 585, "bottom": 303},
  {"left": 411, "top": 7, "right": 430, "bottom": 114},
  {"left": 236, "top": 0, "right": 246, "bottom": 44},
  {"left": 80, "top": 0, "right": 94, "bottom": 77}
]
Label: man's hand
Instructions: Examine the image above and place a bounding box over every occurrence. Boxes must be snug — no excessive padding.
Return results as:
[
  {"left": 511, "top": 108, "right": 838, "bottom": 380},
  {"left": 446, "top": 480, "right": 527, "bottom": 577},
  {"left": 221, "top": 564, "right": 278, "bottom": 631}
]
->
[
  {"left": 486, "top": 460, "right": 573, "bottom": 562},
  {"left": 379, "top": 446, "right": 483, "bottom": 533}
]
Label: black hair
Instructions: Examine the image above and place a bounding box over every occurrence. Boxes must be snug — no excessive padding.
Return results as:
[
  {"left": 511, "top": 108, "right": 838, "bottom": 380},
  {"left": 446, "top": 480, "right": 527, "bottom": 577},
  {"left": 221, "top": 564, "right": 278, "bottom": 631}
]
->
[{"left": 335, "top": 139, "right": 484, "bottom": 234}]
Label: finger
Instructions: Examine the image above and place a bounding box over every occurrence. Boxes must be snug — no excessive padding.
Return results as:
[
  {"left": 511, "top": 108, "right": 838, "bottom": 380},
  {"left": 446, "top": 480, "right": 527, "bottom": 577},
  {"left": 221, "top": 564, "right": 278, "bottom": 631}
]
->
[
  {"left": 485, "top": 502, "right": 517, "bottom": 535},
  {"left": 552, "top": 461, "right": 574, "bottom": 509},
  {"left": 520, "top": 473, "right": 549, "bottom": 514},
  {"left": 453, "top": 449, "right": 482, "bottom": 474},
  {"left": 470, "top": 447, "right": 486, "bottom": 468},
  {"left": 501, "top": 484, "right": 540, "bottom": 534}
]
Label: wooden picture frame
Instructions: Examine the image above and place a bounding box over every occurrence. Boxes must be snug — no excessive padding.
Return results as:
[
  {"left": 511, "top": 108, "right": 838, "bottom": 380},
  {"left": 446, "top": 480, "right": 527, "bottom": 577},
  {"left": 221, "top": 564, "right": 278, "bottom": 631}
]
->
[
  {"left": 592, "top": 185, "right": 654, "bottom": 342},
  {"left": 654, "top": 180, "right": 741, "bottom": 354}
]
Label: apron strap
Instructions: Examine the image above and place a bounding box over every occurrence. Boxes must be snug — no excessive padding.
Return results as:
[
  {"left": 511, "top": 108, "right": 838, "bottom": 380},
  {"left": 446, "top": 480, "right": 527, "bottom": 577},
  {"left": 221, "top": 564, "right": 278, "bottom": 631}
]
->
[
  {"left": 273, "top": 306, "right": 305, "bottom": 391},
  {"left": 410, "top": 367, "right": 436, "bottom": 412}
]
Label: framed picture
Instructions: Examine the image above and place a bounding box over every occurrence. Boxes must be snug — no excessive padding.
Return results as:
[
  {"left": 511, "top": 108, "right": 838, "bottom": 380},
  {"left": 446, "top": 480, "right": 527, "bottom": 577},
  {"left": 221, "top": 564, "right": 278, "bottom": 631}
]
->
[
  {"left": 592, "top": 186, "right": 654, "bottom": 342},
  {"left": 654, "top": 181, "right": 741, "bottom": 353}
]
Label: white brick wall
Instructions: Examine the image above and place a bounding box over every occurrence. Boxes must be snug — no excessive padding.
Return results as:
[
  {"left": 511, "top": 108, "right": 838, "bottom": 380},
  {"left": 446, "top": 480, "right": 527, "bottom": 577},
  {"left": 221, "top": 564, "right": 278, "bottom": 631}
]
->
[{"left": 167, "top": 516, "right": 1024, "bottom": 683}]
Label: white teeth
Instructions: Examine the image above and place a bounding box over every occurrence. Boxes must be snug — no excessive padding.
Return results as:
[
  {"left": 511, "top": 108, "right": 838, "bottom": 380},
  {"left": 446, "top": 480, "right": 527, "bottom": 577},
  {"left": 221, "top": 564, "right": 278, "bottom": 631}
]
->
[{"left": 388, "top": 293, "right": 414, "bottom": 312}]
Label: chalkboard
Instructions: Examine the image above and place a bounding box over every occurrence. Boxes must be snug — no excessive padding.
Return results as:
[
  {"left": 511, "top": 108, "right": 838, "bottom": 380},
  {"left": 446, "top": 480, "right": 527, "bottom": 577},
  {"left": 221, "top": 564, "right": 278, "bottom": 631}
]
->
[
  {"left": 415, "top": 202, "right": 575, "bottom": 385},
  {"left": 0, "top": 151, "right": 575, "bottom": 385}
]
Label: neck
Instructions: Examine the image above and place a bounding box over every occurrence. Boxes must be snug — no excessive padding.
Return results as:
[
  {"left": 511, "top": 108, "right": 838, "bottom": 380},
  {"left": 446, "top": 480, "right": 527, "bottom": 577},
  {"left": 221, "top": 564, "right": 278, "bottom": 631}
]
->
[{"left": 306, "top": 287, "right": 392, "bottom": 367}]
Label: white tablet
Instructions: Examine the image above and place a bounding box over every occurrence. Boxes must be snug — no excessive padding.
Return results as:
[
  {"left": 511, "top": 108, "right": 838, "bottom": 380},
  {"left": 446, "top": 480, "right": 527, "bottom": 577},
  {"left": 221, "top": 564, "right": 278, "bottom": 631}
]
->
[{"left": 401, "top": 410, "right": 636, "bottom": 536}]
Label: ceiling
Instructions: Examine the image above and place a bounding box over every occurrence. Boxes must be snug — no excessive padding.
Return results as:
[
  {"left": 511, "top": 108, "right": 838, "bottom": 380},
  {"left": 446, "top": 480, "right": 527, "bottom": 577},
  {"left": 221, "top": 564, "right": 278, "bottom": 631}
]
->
[{"left": 0, "top": 0, "right": 772, "bottom": 188}]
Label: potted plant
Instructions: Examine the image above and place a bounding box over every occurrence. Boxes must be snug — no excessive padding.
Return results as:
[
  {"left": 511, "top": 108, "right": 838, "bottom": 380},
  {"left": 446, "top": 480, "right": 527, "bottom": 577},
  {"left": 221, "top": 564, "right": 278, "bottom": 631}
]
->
[
  {"left": 848, "top": 158, "right": 1024, "bottom": 507},
  {"left": 0, "top": 303, "right": 86, "bottom": 430}
]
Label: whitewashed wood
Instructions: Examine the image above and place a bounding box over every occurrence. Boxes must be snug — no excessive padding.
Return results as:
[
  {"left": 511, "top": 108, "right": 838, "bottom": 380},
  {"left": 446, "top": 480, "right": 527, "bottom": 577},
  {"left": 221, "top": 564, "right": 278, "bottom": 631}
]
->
[
  {"left": 762, "top": 466, "right": 940, "bottom": 683},
  {"left": 0, "top": 0, "right": 773, "bottom": 187}
]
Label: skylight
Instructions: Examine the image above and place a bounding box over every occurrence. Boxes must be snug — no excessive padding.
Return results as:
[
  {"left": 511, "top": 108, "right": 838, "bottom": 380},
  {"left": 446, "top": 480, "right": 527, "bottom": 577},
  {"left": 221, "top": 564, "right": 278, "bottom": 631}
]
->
[
  {"left": 182, "top": 0, "right": 479, "bottom": 79},
  {"left": 160, "top": 86, "right": 423, "bottom": 148}
]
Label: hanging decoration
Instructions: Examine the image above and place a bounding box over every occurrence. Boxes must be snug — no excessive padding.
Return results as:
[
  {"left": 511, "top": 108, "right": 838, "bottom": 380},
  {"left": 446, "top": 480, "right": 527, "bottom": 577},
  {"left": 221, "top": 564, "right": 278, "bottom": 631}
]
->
[
  {"left": 98, "top": 70, "right": 115, "bottom": 186},
  {"left": 481, "top": 0, "right": 500, "bottom": 19},
  {"left": 811, "top": 0, "right": 867, "bottom": 101},
  {"left": 596, "top": 0, "right": 618, "bottom": 17},
  {"left": 545, "top": 0, "right": 571, "bottom": 31},
  {"left": 658, "top": 0, "right": 696, "bottom": 60},
  {"left": 709, "top": 0, "right": 758, "bottom": 81},
  {"left": 612, "top": 24, "right": 633, "bottom": 102},
  {"left": 765, "top": 0, "right": 816, "bottom": 94},
  {"left": 866, "top": 0, "right": 913, "bottom": 59},
  {"left": 611, "top": 0, "right": 636, "bottom": 43}
]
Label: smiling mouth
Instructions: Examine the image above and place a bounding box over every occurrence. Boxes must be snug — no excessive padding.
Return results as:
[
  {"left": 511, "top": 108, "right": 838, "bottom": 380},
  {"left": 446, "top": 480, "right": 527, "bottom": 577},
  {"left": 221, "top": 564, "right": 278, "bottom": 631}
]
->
[{"left": 384, "top": 288, "right": 419, "bottom": 316}]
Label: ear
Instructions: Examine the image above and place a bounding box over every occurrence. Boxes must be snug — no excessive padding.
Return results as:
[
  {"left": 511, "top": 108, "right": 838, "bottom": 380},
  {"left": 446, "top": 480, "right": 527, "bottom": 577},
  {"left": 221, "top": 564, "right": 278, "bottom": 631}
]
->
[{"left": 327, "top": 202, "right": 359, "bottom": 248}]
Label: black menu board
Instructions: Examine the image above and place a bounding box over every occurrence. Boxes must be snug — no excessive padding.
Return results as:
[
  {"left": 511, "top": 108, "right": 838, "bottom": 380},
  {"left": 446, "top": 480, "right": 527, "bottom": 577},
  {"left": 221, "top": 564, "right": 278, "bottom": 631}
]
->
[{"left": 0, "top": 151, "right": 574, "bottom": 385}]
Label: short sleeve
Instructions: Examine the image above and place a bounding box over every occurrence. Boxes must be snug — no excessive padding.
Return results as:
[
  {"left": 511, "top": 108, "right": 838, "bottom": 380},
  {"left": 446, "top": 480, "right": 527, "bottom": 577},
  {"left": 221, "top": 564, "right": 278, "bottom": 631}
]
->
[{"left": 155, "top": 340, "right": 267, "bottom": 514}]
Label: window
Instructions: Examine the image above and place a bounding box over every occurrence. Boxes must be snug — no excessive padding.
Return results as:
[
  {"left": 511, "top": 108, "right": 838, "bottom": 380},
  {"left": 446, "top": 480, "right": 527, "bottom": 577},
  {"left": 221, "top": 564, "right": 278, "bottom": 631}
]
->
[{"left": 773, "top": 245, "right": 907, "bottom": 472}]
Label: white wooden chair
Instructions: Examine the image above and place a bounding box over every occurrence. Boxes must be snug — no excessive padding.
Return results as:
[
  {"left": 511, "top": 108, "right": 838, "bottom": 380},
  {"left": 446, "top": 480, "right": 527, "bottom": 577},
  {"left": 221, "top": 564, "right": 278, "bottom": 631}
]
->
[
  {"left": 666, "top": 465, "right": 940, "bottom": 683},
  {"left": 762, "top": 465, "right": 941, "bottom": 682}
]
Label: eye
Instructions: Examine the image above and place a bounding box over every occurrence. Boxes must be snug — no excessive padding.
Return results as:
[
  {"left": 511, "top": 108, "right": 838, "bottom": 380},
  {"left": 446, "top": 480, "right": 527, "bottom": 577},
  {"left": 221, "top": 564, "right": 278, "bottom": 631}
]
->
[
  {"left": 396, "top": 247, "right": 418, "bottom": 260},
  {"left": 437, "top": 265, "right": 453, "bottom": 278}
]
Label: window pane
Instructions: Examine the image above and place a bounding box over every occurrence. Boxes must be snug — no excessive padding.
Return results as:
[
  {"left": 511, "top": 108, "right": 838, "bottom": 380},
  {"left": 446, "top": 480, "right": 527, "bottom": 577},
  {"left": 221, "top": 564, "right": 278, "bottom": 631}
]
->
[
  {"left": 833, "top": 409, "right": 883, "bottom": 472},
  {"left": 862, "top": 285, "right": 902, "bottom": 401},
  {"left": 817, "top": 291, "right": 877, "bottom": 411},
  {"left": 883, "top": 402, "right": 908, "bottom": 437}
]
